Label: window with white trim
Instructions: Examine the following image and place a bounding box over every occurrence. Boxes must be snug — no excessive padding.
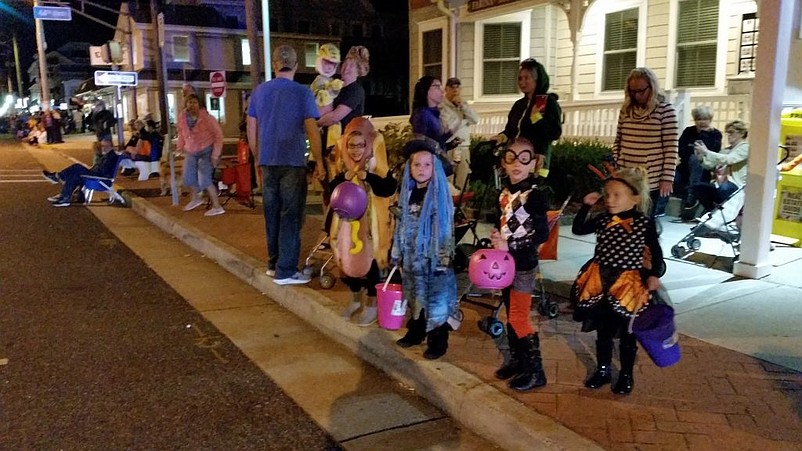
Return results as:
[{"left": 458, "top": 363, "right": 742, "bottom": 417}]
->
[
  {"left": 675, "top": 0, "right": 719, "bottom": 87},
  {"left": 172, "top": 36, "right": 190, "bottom": 62},
  {"left": 603, "top": 8, "right": 638, "bottom": 91},
  {"left": 482, "top": 23, "right": 521, "bottom": 95},
  {"left": 422, "top": 29, "right": 443, "bottom": 80}
]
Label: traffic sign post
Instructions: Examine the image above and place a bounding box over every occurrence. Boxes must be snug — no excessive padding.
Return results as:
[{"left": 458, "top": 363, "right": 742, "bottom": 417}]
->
[
  {"left": 210, "top": 71, "right": 226, "bottom": 98},
  {"left": 33, "top": 6, "right": 72, "bottom": 21},
  {"left": 94, "top": 71, "right": 138, "bottom": 87}
]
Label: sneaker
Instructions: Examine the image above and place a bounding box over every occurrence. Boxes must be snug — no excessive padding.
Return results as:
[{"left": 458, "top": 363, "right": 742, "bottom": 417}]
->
[
  {"left": 265, "top": 268, "right": 276, "bottom": 277},
  {"left": 183, "top": 198, "right": 205, "bottom": 211},
  {"left": 47, "top": 194, "right": 63, "bottom": 202},
  {"left": 355, "top": 306, "right": 377, "bottom": 327},
  {"left": 340, "top": 301, "right": 362, "bottom": 319},
  {"left": 52, "top": 199, "right": 71, "bottom": 207},
  {"left": 204, "top": 206, "right": 225, "bottom": 217},
  {"left": 120, "top": 168, "right": 136, "bottom": 177},
  {"left": 42, "top": 171, "right": 60, "bottom": 184},
  {"left": 273, "top": 272, "right": 311, "bottom": 286}
]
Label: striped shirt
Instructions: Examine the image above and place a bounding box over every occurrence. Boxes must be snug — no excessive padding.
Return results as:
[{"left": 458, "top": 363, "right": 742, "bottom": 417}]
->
[{"left": 613, "top": 102, "right": 679, "bottom": 191}]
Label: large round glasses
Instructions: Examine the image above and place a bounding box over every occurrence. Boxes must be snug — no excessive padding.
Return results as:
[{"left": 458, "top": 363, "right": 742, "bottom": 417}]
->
[{"left": 503, "top": 149, "right": 535, "bottom": 165}]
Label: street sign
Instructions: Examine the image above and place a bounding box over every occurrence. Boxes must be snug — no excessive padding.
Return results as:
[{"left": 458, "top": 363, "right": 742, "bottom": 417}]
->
[
  {"left": 33, "top": 6, "right": 72, "bottom": 21},
  {"left": 210, "top": 71, "right": 226, "bottom": 98},
  {"left": 94, "top": 70, "right": 138, "bottom": 87}
]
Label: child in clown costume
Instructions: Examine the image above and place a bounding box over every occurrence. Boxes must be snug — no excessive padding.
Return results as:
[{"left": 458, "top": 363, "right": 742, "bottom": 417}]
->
[
  {"left": 489, "top": 137, "right": 551, "bottom": 391},
  {"left": 329, "top": 118, "right": 397, "bottom": 326},
  {"left": 571, "top": 165, "right": 665, "bottom": 395},
  {"left": 392, "top": 136, "right": 457, "bottom": 360}
]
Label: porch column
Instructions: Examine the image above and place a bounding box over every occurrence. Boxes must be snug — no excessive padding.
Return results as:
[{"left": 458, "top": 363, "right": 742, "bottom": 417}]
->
[{"left": 733, "top": 0, "right": 797, "bottom": 278}]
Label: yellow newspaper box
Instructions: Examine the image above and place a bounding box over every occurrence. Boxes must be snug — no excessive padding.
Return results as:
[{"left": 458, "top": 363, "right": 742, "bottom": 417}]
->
[{"left": 772, "top": 108, "right": 802, "bottom": 244}]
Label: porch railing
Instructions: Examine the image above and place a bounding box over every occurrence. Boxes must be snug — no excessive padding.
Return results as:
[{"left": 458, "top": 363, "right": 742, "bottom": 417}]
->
[{"left": 368, "top": 94, "right": 752, "bottom": 143}]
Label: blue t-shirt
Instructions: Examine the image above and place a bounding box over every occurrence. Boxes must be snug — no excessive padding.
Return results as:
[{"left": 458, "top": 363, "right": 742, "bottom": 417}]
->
[{"left": 247, "top": 77, "right": 319, "bottom": 167}]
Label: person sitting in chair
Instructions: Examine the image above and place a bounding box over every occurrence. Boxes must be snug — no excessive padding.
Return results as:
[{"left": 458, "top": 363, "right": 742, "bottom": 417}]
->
[
  {"left": 689, "top": 120, "right": 749, "bottom": 215},
  {"left": 42, "top": 138, "right": 121, "bottom": 207}
]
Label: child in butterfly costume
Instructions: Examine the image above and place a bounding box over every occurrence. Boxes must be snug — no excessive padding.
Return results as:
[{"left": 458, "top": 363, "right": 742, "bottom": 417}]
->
[
  {"left": 571, "top": 165, "right": 665, "bottom": 395},
  {"left": 330, "top": 117, "right": 397, "bottom": 326}
]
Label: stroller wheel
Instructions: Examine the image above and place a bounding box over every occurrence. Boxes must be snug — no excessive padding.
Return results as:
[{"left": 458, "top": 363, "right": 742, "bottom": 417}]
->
[
  {"left": 690, "top": 238, "right": 702, "bottom": 251},
  {"left": 302, "top": 265, "right": 316, "bottom": 277},
  {"left": 671, "top": 245, "right": 686, "bottom": 258},
  {"left": 538, "top": 297, "right": 560, "bottom": 319},
  {"left": 453, "top": 309, "right": 464, "bottom": 322},
  {"left": 319, "top": 273, "right": 336, "bottom": 289},
  {"left": 477, "top": 316, "right": 504, "bottom": 338}
]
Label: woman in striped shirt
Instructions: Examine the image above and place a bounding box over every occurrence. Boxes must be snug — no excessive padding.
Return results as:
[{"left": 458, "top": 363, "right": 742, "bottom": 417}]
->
[{"left": 613, "top": 68, "right": 678, "bottom": 218}]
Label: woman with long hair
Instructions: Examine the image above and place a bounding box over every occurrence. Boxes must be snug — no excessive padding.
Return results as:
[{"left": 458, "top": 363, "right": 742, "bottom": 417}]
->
[{"left": 612, "top": 67, "right": 679, "bottom": 219}]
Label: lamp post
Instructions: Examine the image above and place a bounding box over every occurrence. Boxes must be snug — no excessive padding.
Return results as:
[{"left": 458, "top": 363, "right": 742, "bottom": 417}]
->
[{"left": 33, "top": 0, "right": 50, "bottom": 110}]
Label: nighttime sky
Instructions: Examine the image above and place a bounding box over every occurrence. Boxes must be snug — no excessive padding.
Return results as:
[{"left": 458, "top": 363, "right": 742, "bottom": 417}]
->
[{"left": 0, "top": 1, "right": 121, "bottom": 92}]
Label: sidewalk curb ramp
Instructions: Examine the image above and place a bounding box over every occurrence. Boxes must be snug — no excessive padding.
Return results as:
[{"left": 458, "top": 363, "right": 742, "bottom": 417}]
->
[{"left": 129, "top": 195, "right": 603, "bottom": 451}]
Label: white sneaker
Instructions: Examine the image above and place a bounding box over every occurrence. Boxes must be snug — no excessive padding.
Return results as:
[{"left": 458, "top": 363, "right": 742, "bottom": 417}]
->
[
  {"left": 265, "top": 268, "right": 276, "bottom": 277},
  {"left": 273, "top": 272, "right": 311, "bottom": 286},
  {"left": 183, "top": 198, "right": 205, "bottom": 211},
  {"left": 204, "top": 206, "right": 225, "bottom": 217}
]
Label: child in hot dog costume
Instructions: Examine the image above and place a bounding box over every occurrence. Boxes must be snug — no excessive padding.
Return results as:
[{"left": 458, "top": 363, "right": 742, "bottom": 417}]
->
[{"left": 330, "top": 117, "right": 397, "bottom": 326}]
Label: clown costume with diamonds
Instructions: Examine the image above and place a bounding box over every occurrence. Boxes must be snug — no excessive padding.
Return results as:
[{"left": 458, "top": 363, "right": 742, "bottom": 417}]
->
[
  {"left": 489, "top": 137, "right": 550, "bottom": 392},
  {"left": 329, "top": 118, "right": 397, "bottom": 326},
  {"left": 570, "top": 165, "right": 665, "bottom": 395},
  {"left": 391, "top": 136, "right": 457, "bottom": 360}
]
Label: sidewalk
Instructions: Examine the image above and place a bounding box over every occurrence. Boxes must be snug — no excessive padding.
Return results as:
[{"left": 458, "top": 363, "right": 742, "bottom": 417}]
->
[{"left": 46, "top": 135, "right": 802, "bottom": 450}]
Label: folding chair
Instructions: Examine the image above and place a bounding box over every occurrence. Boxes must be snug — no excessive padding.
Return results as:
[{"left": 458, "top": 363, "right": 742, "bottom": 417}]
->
[{"left": 81, "top": 156, "right": 129, "bottom": 205}]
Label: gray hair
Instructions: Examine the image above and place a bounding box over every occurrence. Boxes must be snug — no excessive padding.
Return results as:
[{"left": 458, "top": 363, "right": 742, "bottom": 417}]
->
[{"left": 691, "top": 105, "right": 713, "bottom": 121}]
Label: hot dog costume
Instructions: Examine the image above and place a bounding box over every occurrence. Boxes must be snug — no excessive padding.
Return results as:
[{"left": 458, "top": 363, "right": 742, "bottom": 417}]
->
[{"left": 329, "top": 118, "right": 397, "bottom": 325}]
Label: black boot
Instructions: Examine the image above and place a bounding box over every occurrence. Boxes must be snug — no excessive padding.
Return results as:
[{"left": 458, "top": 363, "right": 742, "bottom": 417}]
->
[
  {"left": 494, "top": 323, "right": 520, "bottom": 380},
  {"left": 585, "top": 335, "right": 614, "bottom": 389},
  {"left": 396, "top": 309, "right": 426, "bottom": 348},
  {"left": 508, "top": 333, "right": 547, "bottom": 391},
  {"left": 612, "top": 337, "right": 637, "bottom": 395},
  {"left": 423, "top": 324, "right": 450, "bottom": 360}
]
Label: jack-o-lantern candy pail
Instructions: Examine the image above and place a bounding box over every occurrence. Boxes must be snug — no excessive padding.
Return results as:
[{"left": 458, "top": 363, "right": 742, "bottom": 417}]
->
[{"left": 468, "top": 249, "right": 516, "bottom": 290}]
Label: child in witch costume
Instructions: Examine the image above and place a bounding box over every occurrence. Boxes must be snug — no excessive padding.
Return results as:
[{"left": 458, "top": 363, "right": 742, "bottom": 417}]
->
[
  {"left": 490, "top": 137, "right": 551, "bottom": 391},
  {"left": 392, "top": 136, "right": 458, "bottom": 360},
  {"left": 330, "top": 118, "right": 397, "bottom": 326},
  {"left": 571, "top": 165, "right": 665, "bottom": 395}
]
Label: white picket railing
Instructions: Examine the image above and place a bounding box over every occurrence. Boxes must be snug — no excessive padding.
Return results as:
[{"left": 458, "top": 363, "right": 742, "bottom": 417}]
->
[{"left": 367, "top": 94, "right": 752, "bottom": 143}]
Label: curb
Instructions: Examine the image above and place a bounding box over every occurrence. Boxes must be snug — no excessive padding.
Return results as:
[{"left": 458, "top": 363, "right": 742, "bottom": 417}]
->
[{"left": 128, "top": 195, "right": 602, "bottom": 451}]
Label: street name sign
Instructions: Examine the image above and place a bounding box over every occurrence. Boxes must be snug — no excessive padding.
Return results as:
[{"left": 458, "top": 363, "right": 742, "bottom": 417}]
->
[
  {"left": 33, "top": 6, "right": 72, "bottom": 21},
  {"left": 94, "top": 71, "right": 138, "bottom": 87}
]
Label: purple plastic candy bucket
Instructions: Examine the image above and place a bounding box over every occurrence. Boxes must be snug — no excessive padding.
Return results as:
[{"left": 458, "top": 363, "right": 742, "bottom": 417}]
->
[{"left": 631, "top": 304, "right": 681, "bottom": 368}]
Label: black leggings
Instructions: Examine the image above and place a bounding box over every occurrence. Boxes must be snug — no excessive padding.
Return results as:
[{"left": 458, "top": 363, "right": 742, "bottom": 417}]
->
[{"left": 342, "top": 260, "right": 381, "bottom": 297}]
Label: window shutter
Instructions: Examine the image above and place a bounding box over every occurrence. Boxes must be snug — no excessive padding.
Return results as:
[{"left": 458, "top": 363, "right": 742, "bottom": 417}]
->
[
  {"left": 483, "top": 23, "right": 521, "bottom": 95},
  {"left": 676, "top": 0, "right": 719, "bottom": 87},
  {"left": 603, "top": 9, "right": 638, "bottom": 91}
]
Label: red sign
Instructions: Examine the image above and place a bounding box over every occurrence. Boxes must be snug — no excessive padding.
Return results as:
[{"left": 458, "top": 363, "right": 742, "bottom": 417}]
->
[{"left": 210, "top": 71, "right": 226, "bottom": 98}]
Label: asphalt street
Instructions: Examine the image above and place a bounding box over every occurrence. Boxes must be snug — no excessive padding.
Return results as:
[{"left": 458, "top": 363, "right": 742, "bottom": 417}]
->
[{"left": 0, "top": 137, "right": 340, "bottom": 450}]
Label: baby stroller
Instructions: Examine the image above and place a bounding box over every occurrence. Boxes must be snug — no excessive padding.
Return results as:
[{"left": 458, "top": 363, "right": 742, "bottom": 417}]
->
[{"left": 670, "top": 184, "right": 746, "bottom": 261}]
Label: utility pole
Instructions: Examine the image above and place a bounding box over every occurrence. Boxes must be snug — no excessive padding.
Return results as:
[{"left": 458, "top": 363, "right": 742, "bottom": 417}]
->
[
  {"left": 13, "top": 34, "right": 24, "bottom": 99},
  {"left": 33, "top": 0, "right": 50, "bottom": 110},
  {"left": 150, "top": 0, "right": 177, "bottom": 205},
  {"left": 245, "top": 0, "right": 262, "bottom": 91}
]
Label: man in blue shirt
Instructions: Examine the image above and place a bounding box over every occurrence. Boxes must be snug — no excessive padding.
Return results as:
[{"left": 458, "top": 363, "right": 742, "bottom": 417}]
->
[{"left": 247, "top": 45, "right": 324, "bottom": 285}]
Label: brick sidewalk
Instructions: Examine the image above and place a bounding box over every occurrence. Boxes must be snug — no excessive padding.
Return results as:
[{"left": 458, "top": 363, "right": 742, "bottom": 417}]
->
[{"left": 115, "top": 174, "right": 802, "bottom": 451}]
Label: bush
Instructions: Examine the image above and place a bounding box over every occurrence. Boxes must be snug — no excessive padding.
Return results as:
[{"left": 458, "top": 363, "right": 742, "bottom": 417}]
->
[
  {"left": 547, "top": 139, "right": 613, "bottom": 205},
  {"left": 379, "top": 122, "right": 413, "bottom": 172}
]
